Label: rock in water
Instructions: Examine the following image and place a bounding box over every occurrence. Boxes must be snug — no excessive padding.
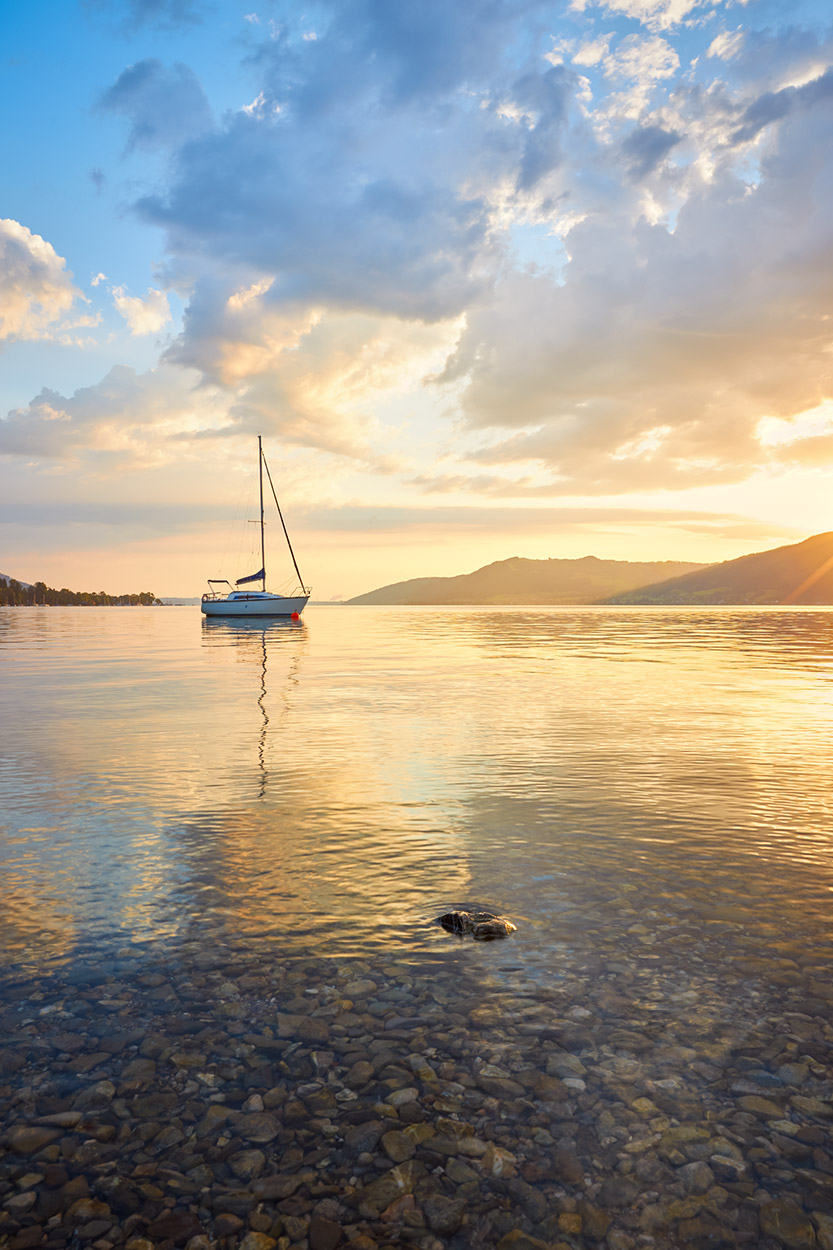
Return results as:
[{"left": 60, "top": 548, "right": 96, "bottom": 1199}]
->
[{"left": 436, "top": 911, "right": 516, "bottom": 939}]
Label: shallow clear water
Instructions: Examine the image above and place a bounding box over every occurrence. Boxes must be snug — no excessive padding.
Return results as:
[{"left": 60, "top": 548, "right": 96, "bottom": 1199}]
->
[
  {"left": 4, "top": 605, "right": 833, "bottom": 1248},
  {"left": 2, "top": 604, "right": 833, "bottom": 986}
]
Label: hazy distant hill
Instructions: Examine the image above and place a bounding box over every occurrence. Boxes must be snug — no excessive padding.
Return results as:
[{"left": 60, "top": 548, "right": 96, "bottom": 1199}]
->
[
  {"left": 606, "top": 532, "right": 833, "bottom": 605},
  {"left": 347, "top": 555, "right": 707, "bottom": 605}
]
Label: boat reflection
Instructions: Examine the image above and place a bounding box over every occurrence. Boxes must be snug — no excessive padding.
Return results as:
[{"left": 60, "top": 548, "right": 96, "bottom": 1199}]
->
[
  {"left": 201, "top": 616, "right": 307, "bottom": 797},
  {"left": 184, "top": 611, "right": 477, "bottom": 958},
  {"left": 200, "top": 614, "right": 307, "bottom": 641}
]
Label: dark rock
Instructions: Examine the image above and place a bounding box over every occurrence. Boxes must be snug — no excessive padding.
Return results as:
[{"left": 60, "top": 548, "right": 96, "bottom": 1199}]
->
[
  {"left": 59, "top": 1178, "right": 91, "bottom": 1206},
  {"left": 131, "top": 1091, "right": 178, "bottom": 1118},
  {"left": 0, "top": 1048, "right": 27, "bottom": 1075},
  {"left": 299, "top": 1019, "right": 330, "bottom": 1044},
  {"left": 251, "top": 1176, "right": 303, "bottom": 1200},
  {"left": 423, "top": 1194, "right": 466, "bottom": 1235},
  {"left": 576, "top": 1200, "right": 612, "bottom": 1241},
  {"left": 496, "top": 1232, "right": 550, "bottom": 1250},
  {"left": 146, "top": 1211, "right": 204, "bottom": 1243},
  {"left": 759, "top": 1201, "right": 816, "bottom": 1249},
  {"left": 236, "top": 1112, "right": 280, "bottom": 1143},
  {"left": 213, "top": 1213, "right": 245, "bottom": 1236},
  {"left": 283, "top": 1099, "right": 308, "bottom": 1124},
  {"left": 208, "top": 1189, "right": 258, "bottom": 1216},
  {"left": 675, "top": 1213, "right": 738, "bottom": 1248},
  {"left": 552, "top": 1147, "right": 585, "bottom": 1185},
  {"left": 358, "top": 1162, "right": 425, "bottom": 1216},
  {"left": 476, "top": 1075, "right": 527, "bottom": 1099},
  {"left": 4, "top": 1126, "right": 62, "bottom": 1154},
  {"left": 65, "top": 1198, "right": 111, "bottom": 1225},
  {"left": 309, "top": 1217, "right": 342, "bottom": 1250},
  {"left": 78, "top": 1218, "right": 112, "bottom": 1240},
  {"left": 507, "top": 1179, "right": 548, "bottom": 1224},
  {"left": 435, "top": 912, "right": 516, "bottom": 939},
  {"left": 238, "top": 1233, "right": 278, "bottom": 1250},
  {"left": 96, "top": 1178, "right": 143, "bottom": 1217},
  {"left": 66, "top": 968, "right": 108, "bottom": 987},
  {"left": 343, "top": 1121, "right": 384, "bottom": 1154},
  {"left": 343, "top": 1061, "right": 374, "bottom": 1089},
  {"left": 228, "top": 1148, "right": 266, "bottom": 1180},
  {"left": 99, "top": 1029, "right": 144, "bottom": 1054},
  {"left": 381, "top": 1130, "right": 415, "bottom": 1163},
  {"left": 598, "top": 1176, "right": 639, "bottom": 1207},
  {"left": 7, "top": 1227, "right": 46, "bottom": 1249},
  {"left": 678, "top": 1161, "right": 715, "bottom": 1194}
]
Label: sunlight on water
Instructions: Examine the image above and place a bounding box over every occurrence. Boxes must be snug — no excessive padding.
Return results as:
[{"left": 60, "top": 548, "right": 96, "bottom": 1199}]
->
[{"left": 2, "top": 604, "right": 833, "bottom": 981}]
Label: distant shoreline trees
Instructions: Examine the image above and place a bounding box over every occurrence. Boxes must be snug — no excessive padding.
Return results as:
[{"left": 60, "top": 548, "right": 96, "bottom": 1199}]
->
[{"left": 0, "top": 578, "right": 161, "bottom": 607}]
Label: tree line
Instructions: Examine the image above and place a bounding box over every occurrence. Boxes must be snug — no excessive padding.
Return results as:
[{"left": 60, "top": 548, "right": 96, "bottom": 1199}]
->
[{"left": 0, "top": 579, "right": 161, "bottom": 607}]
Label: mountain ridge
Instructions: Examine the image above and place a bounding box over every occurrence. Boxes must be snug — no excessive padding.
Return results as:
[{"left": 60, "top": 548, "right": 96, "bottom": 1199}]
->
[
  {"left": 347, "top": 554, "right": 708, "bottom": 605},
  {"left": 605, "top": 531, "right": 833, "bottom": 605}
]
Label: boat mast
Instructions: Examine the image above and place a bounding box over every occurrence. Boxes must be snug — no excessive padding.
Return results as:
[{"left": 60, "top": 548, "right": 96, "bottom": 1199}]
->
[{"left": 258, "top": 434, "right": 266, "bottom": 592}]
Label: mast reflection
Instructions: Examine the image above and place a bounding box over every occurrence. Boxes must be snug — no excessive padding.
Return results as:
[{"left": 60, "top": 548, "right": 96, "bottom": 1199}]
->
[{"left": 201, "top": 616, "right": 306, "bottom": 797}]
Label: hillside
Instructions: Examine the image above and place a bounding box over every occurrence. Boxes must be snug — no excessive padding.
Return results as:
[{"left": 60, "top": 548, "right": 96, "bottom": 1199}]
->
[
  {"left": 347, "top": 555, "right": 707, "bottom": 605},
  {"left": 606, "top": 532, "right": 833, "bottom": 605}
]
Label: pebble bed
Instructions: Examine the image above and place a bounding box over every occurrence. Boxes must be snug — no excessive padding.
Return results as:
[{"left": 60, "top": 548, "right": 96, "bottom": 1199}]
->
[{"left": 2, "top": 893, "right": 833, "bottom": 1250}]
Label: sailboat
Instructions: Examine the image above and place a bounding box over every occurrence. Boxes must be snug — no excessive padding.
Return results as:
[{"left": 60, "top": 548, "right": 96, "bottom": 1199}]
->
[{"left": 201, "top": 437, "right": 310, "bottom": 618}]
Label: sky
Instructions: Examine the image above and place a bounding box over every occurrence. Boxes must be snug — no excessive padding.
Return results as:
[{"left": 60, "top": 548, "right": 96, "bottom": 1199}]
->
[{"left": 1, "top": 0, "right": 832, "bottom": 599}]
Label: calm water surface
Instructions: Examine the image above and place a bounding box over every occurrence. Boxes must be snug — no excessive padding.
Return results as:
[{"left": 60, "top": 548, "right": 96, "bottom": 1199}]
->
[
  {"left": 4, "top": 605, "right": 833, "bottom": 1247},
  {"left": 2, "top": 604, "right": 832, "bottom": 984}
]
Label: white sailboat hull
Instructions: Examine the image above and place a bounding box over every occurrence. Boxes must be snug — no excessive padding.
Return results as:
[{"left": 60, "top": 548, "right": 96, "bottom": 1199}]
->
[{"left": 201, "top": 593, "right": 310, "bottom": 617}]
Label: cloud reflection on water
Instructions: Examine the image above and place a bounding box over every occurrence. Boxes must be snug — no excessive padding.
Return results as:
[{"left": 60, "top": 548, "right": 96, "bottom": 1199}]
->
[{"left": 2, "top": 606, "right": 833, "bottom": 983}]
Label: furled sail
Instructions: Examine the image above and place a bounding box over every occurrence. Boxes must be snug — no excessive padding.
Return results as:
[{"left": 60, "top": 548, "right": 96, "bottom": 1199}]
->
[{"left": 236, "top": 568, "right": 265, "bottom": 585}]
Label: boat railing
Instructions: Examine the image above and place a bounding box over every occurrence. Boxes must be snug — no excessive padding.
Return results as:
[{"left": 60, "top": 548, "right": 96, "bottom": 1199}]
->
[{"left": 201, "top": 585, "right": 311, "bottom": 603}]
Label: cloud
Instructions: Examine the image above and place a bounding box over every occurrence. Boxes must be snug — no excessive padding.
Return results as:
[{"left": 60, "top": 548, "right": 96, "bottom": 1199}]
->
[
  {"left": 621, "top": 122, "right": 681, "bottom": 176},
  {"left": 569, "top": 0, "right": 707, "bottom": 33},
  {"left": 112, "top": 285, "right": 172, "bottom": 335},
  {"left": 100, "top": 59, "right": 214, "bottom": 151},
  {"left": 0, "top": 363, "right": 216, "bottom": 462},
  {"left": 165, "top": 275, "right": 459, "bottom": 460},
  {"left": 0, "top": 288, "right": 453, "bottom": 472},
  {"left": 82, "top": 4, "right": 833, "bottom": 514},
  {"left": 707, "top": 30, "right": 744, "bottom": 62},
  {"left": 300, "top": 502, "right": 796, "bottom": 543},
  {"left": 512, "top": 65, "right": 573, "bottom": 191},
  {"left": 138, "top": 113, "right": 501, "bottom": 322},
  {"left": 115, "top": 3, "right": 580, "bottom": 326},
  {"left": 591, "top": 33, "right": 681, "bottom": 121},
  {"left": 731, "top": 65, "right": 833, "bottom": 144},
  {"left": 432, "top": 50, "right": 833, "bottom": 493},
  {"left": 602, "top": 33, "right": 679, "bottom": 85},
  {"left": 572, "top": 36, "right": 612, "bottom": 68},
  {"left": 0, "top": 219, "right": 81, "bottom": 343}
]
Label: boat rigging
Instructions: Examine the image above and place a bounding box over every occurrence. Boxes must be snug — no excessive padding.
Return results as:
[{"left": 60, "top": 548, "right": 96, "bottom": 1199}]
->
[{"left": 201, "top": 437, "right": 310, "bottom": 618}]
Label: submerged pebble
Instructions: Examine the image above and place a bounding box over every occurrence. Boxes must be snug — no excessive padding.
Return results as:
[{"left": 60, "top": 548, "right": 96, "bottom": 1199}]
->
[{"left": 1, "top": 898, "right": 832, "bottom": 1250}]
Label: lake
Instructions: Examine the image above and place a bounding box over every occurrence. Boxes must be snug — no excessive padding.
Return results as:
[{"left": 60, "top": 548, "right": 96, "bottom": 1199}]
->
[{"left": 1, "top": 605, "right": 832, "bottom": 1249}]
